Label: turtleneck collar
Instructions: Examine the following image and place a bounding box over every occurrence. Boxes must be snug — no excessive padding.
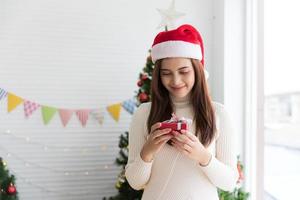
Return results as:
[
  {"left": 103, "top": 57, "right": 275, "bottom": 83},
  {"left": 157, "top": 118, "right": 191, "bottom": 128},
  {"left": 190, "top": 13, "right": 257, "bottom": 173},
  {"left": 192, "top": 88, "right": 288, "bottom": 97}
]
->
[{"left": 170, "top": 94, "right": 191, "bottom": 109}]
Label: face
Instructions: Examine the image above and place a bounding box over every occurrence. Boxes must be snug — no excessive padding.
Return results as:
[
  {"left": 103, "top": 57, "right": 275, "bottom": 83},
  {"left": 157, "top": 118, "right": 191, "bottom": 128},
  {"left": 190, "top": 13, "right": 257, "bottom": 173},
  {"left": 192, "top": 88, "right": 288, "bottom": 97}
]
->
[{"left": 160, "top": 58, "right": 195, "bottom": 100}]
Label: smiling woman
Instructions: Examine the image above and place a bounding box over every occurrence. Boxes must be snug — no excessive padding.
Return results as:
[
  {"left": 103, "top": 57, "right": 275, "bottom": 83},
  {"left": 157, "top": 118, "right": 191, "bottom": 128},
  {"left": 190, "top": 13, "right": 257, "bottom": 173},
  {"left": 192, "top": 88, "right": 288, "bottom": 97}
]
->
[{"left": 125, "top": 24, "right": 238, "bottom": 200}]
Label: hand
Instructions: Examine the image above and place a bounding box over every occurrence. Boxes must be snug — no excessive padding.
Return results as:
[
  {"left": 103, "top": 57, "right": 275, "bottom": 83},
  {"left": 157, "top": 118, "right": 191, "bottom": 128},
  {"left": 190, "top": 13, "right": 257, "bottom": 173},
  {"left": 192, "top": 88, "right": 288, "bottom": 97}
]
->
[
  {"left": 140, "top": 122, "right": 174, "bottom": 162},
  {"left": 170, "top": 130, "right": 212, "bottom": 166}
]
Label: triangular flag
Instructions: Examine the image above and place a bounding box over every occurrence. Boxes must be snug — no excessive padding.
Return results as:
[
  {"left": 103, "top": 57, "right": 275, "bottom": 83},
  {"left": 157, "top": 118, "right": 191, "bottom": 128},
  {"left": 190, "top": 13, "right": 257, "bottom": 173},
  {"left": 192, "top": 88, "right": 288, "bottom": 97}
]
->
[
  {"left": 90, "top": 108, "right": 104, "bottom": 124},
  {"left": 75, "top": 109, "right": 90, "bottom": 127},
  {"left": 0, "top": 88, "right": 7, "bottom": 101},
  {"left": 59, "top": 109, "right": 74, "bottom": 127},
  {"left": 24, "top": 100, "right": 40, "bottom": 118},
  {"left": 122, "top": 99, "right": 137, "bottom": 115},
  {"left": 7, "top": 93, "right": 23, "bottom": 113},
  {"left": 107, "top": 103, "right": 122, "bottom": 122},
  {"left": 41, "top": 106, "right": 57, "bottom": 125}
]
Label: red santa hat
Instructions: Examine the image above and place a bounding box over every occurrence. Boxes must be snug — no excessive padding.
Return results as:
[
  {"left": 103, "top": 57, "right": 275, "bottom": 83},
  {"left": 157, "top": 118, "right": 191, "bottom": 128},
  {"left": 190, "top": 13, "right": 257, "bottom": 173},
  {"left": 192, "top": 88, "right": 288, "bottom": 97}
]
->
[{"left": 151, "top": 24, "right": 209, "bottom": 79}]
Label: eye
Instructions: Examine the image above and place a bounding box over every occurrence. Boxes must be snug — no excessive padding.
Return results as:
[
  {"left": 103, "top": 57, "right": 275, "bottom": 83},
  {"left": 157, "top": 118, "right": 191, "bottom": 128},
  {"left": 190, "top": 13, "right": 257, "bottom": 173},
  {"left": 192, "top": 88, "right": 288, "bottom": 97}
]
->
[
  {"left": 160, "top": 70, "right": 171, "bottom": 75},
  {"left": 180, "top": 70, "right": 190, "bottom": 74},
  {"left": 161, "top": 72, "right": 171, "bottom": 76}
]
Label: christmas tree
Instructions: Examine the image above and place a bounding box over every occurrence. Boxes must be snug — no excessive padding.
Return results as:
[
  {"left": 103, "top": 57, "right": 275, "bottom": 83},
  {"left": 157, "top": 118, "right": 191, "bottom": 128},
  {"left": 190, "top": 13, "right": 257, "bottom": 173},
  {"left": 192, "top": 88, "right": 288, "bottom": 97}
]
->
[
  {"left": 102, "top": 52, "right": 154, "bottom": 200},
  {"left": 102, "top": 132, "right": 143, "bottom": 200},
  {"left": 218, "top": 156, "right": 250, "bottom": 200},
  {"left": 0, "top": 157, "right": 19, "bottom": 200},
  {"left": 135, "top": 50, "right": 154, "bottom": 106},
  {"left": 104, "top": 51, "right": 249, "bottom": 200}
]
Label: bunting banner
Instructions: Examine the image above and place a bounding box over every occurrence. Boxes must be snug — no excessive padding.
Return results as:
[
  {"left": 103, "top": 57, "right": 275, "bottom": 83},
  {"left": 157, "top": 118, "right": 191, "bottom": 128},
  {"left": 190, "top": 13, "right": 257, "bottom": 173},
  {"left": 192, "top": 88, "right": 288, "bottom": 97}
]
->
[
  {"left": 75, "top": 109, "right": 90, "bottom": 127},
  {"left": 122, "top": 99, "right": 137, "bottom": 115},
  {"left": 107, "top": 103, "right": 122, "bottom": 122},
  {"left": 0, "top": 87, "right": 138, "bottom": 127},
  {"left": 42, "top": 106, "right": 57, "bottom": 125},
  {"left": 0, "top": 88, "right": 7, "bottom": 100},
  {"left": 7, "top": 93, "right": 23, "bottom": 112},
  {"left": 90, "top": 109, "right": 104, "bottom": 124},
  {"left": 59, "top": 109, "right": 74, "bottom": 127},
  {"left": 24, "top": 100, "right": 40, "bottom": 118}
]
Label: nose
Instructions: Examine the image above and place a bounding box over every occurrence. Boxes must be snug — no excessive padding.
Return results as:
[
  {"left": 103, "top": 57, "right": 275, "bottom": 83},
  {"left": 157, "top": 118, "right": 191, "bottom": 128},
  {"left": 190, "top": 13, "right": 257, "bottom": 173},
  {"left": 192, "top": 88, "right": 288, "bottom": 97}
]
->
[{"left": 172, "top": 74, "right": 182, "bottom": 86}]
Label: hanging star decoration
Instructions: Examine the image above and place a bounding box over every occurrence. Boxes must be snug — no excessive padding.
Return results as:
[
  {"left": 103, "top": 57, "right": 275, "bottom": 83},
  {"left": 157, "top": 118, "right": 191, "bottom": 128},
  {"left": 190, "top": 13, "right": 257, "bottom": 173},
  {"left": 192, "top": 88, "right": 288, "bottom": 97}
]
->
[{"left": 156, "top": 0, "right": 185, "bottom": 31}]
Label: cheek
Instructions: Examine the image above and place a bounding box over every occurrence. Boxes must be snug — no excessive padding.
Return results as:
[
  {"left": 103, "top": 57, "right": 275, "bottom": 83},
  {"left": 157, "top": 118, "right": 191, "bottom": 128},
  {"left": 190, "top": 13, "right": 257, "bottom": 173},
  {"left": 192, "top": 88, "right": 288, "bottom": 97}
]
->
[
  {"left": 160, "top": 76, "right": 170, "bottom": 87},
  {"left": 187, "top": 74, "right": 195, "bottom": 87}
]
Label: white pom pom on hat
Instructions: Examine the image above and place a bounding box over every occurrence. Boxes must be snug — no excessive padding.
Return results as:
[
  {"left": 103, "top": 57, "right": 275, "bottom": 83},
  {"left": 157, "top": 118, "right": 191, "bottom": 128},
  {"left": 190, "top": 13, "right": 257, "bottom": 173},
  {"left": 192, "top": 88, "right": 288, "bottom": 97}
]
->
[{"left": 151, "top": 24, "right": 209, "bottom": 80}]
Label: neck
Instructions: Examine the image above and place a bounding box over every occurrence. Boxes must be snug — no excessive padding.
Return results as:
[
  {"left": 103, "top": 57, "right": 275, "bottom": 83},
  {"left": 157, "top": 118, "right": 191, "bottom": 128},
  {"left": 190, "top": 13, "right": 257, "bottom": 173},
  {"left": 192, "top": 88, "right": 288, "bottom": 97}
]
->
[{"left": 170, "top": 94, "right": 191, "bottom": 108}]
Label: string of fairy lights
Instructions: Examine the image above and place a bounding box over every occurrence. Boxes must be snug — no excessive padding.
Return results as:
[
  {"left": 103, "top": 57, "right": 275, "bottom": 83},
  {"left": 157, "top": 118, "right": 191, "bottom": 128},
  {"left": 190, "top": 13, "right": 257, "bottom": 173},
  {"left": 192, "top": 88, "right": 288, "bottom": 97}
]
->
[
  {"left": 0, "top": 127, "right": 122, "bottom": 197},
  {"left": 0, "top": 129, "right": 115, "bottom": 174},
  {"left": 2, "top": 129, "right": 110, "bottom": 153},
  {"left": 9, "top": 168, "right": 107, "bottom": 197}
]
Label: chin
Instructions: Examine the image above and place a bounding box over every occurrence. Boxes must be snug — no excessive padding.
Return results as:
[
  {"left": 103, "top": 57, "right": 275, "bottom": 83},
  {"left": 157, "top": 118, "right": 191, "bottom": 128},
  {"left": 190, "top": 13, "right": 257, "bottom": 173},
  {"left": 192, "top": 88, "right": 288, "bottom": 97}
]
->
[{"left": 171, "top": 93, "right": 189, "bottom": 99}]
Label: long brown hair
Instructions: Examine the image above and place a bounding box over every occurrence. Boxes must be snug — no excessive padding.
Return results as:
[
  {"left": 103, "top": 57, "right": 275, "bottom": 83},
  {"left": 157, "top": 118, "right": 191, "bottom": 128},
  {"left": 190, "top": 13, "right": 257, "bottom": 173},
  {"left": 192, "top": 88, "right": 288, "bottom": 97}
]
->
[{"left": 147, "top": 59, "right": 216, "bottom": 147}]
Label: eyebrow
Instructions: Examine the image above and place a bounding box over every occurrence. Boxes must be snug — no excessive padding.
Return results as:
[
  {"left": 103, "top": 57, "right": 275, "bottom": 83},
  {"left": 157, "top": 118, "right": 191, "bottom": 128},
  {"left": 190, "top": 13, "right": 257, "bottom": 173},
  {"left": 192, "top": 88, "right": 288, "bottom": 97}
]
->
[{"left": 160, "top": 66, "right": 191, "bottom": 71}]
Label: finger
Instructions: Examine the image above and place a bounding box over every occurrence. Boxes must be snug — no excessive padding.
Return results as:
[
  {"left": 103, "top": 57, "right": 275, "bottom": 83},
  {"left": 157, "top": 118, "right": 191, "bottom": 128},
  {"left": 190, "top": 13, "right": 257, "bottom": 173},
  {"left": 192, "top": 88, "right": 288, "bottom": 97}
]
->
[
  {"left": 171, "top": 141, "right": 190, "bottom": 155},
  {"left": 180, "top": 130, "right": 198, "bottom": 142},
  {"left": 171, "top": 138, "right": 193, "bottom": 150},
  {"left": 175, "top": 134, "right": 194, "bottom": 147},
  {"left": 182, "top": 143, "right": 193, "bottom": 153},
  {"left": 171, "top": 130, "right": 181, "bottom": 136},
  {"left": 153, "top": 128, "right": 172, "bottom": 139},
  {"left": 155, "top": 134, "right": 173, "bottom": 144},
  {"left": 150, "top": 122, "right": 161, "bottom": 133}
]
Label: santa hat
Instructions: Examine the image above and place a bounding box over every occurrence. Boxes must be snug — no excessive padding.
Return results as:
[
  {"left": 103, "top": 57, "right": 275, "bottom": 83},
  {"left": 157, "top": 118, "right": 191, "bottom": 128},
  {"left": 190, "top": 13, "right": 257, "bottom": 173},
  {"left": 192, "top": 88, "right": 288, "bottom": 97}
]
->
[{"left": 151, "top": 24, "right": 209, "bottom": 79}]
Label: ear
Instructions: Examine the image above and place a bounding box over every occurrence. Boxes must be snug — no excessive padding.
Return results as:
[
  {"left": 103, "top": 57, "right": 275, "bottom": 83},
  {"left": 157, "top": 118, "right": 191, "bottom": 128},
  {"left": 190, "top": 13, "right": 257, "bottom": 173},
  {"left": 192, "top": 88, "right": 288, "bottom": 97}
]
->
[{"left": 204, "top": 69, "right": 209, "bottom": 80}]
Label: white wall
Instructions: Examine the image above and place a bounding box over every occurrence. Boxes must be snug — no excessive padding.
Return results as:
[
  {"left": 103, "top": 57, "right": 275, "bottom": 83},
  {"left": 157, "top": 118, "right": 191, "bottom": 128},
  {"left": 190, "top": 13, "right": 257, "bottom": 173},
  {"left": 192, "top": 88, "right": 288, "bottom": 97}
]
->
[
  {"left": 0, "top": 0, "right": 215, "bottom": 199},
  {"left": 212, "top": 0, "right": 246, "bottom": 157}
]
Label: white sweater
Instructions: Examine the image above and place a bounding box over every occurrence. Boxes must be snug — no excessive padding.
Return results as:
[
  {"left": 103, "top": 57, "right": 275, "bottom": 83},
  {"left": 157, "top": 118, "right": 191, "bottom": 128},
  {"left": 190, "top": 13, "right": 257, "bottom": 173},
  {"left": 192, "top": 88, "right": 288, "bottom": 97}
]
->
[{"left": 125, "top": 99, "right": 238, "bottom": 200}]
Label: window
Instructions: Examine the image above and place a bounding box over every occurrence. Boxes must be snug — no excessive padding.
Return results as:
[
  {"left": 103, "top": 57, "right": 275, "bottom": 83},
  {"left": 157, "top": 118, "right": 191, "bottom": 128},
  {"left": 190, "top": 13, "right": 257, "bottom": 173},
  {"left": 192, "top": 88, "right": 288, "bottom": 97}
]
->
[{"left": 264, "top": 0, "right": 300, "bottom": 199}]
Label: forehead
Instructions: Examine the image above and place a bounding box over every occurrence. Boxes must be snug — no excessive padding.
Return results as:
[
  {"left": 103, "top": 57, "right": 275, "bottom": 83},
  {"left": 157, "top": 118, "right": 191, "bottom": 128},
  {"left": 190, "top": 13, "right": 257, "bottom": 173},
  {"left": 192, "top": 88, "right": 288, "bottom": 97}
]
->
[{"left": 160, "top": 58, "right": 193, "bottom": 70}]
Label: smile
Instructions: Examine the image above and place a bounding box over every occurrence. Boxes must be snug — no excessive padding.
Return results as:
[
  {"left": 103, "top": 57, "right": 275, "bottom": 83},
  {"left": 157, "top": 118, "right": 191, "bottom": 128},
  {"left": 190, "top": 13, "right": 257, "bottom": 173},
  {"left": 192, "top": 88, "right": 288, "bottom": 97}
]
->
[{"left": 171, "top": 86, "right": 185, "bottom": 90}]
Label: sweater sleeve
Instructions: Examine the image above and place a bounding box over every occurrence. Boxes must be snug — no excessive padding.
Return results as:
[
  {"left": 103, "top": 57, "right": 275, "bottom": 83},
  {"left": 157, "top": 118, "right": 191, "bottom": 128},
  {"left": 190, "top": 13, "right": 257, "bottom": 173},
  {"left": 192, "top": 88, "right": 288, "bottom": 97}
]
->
[
  {"left": 125, "top": 103, "right": 153, "bottom": 190},
  {"left": 198, "top": 103, "right": 239, "bottom": 191}
]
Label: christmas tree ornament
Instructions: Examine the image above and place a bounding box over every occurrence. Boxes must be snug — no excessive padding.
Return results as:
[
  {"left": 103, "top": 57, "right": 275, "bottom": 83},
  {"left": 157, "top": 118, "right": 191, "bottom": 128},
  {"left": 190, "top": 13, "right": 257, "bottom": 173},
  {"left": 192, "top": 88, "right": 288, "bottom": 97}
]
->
[
  {"left": 141, "top": 74, "right": 148, "bottom": 81},
  {"left": 137, "top": 80, "right": 143, "bottom": 87},
  {"left": 0, "top": 157, "right": 19, "bottom": 199},
  {"left": 7, "top": 183, "right": 17, "bottom": 195},
  {"left": 139, "top": 92, "right": 148, "bottom": 103},
  {"left": 237, "top": 161, "right": 244, "bottom": 183},
  {"left": 156, "top": 0, "right": 185, "bottom": 30}
]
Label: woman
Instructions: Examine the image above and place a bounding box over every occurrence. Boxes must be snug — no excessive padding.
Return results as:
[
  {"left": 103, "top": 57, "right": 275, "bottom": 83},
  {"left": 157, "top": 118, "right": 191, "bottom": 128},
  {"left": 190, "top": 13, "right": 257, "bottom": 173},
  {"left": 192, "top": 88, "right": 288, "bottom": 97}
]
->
[{"left": 125, "top": 24, "right": 238, "bottom": 200}]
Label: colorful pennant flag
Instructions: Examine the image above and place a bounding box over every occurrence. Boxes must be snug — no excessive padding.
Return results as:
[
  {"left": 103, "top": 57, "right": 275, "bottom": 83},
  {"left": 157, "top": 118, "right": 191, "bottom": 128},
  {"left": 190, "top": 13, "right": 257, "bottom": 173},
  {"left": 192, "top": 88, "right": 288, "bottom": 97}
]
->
[
  {"left": 90, "top": 109, "right": 105, "bottom": 124},
  {"left": 59, "top": 109, "right": 74, "bottom": 127},
  {"left": 1, "top": 87, "right": 137, "bottom": 126},
  {"left": 75, "top": 109, "right": 90, "bottom": 127},
  {"left": 7, "top": 93, "right": 23, "bottom": 113},
  {"left": 0, "top": 88, "right": 7, "bottom": 101},
  {"left": 24, "top": 100, "right": 40, "bottom": 118},
  {"left": 122, "top": 99, "right": 137, "bottom": 114},
  {"left": 107, "top": 103, "right": 122, "bottom": 122},
  {"left": 42, "top": 106, "right": 57, "bottom": 125}
]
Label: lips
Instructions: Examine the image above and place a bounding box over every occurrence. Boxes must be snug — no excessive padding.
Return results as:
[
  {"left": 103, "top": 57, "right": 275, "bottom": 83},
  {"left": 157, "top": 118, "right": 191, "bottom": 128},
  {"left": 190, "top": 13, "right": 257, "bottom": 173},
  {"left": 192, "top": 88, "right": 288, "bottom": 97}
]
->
[{"left": 171, "top": 86, "right": 185, "bottom": 90}]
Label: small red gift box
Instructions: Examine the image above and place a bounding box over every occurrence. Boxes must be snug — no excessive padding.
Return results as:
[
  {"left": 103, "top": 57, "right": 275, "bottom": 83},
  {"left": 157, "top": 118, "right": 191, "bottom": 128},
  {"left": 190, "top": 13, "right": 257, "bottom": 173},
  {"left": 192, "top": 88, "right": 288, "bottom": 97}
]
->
[
  {"left": 159, "top": 121, "right": 188, "bottom": 133},
  {"left": 158, "top": 113, "right": 191, "bottom": 134}
]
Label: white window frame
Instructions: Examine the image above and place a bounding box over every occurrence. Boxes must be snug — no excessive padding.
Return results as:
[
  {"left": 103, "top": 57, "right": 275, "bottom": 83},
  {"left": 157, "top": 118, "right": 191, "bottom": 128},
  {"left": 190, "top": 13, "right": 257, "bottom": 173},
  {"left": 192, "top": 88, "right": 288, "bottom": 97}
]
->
[{"left": 244, "top": 0, "right": 264, "bottom": 199}]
